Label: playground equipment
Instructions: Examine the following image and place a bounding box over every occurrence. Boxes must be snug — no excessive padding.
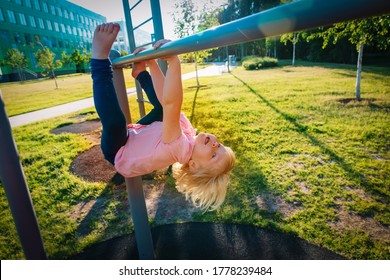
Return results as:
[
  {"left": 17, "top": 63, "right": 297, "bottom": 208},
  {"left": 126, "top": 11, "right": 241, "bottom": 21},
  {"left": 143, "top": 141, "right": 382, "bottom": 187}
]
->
[{"left": 0, "top": 0, "right": 389, "bottom": 260}]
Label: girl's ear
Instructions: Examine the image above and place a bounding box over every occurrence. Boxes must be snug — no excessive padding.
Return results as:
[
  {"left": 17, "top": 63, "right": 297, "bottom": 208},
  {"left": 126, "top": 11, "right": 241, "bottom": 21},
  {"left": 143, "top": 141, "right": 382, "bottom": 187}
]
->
[{"left": 188, "top": 159, "right": 198, "bottom": 172}]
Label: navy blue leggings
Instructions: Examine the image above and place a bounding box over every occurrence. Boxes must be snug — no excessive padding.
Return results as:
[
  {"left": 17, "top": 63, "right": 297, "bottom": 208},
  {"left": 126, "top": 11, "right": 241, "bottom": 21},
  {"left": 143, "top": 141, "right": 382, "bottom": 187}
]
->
[{"left": 91, "top": 58, "right": 163, "bottom": 164}]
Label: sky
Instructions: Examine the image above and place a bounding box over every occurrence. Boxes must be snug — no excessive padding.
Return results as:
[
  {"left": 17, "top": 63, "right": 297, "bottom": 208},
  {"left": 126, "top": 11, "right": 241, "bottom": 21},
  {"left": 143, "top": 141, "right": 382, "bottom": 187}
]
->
[{"left": 68, "top": 0, "right": 227, "bottom": 40}]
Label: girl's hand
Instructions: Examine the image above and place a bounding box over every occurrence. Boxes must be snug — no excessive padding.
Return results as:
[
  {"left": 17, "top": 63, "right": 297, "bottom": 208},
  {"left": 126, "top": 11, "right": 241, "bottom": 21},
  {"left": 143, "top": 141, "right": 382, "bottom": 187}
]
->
[
  {"left": 153, "top": 39, "right": 178, "bottom": 62},
  {"left": 133, "top": 46, "right": 146, "bottom": 55},
  {"left": 133, "top": 47, "right": 155, "bottom": 65},
  {"left": 153, "top": 39, "right": 171, "bottom": 50}
]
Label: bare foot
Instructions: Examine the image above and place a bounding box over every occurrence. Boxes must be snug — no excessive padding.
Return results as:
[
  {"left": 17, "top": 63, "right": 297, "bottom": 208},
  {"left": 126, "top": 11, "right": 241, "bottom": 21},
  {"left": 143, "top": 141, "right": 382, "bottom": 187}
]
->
[{"left": 91, "top": 23, "right": 120, "bottom": 59}]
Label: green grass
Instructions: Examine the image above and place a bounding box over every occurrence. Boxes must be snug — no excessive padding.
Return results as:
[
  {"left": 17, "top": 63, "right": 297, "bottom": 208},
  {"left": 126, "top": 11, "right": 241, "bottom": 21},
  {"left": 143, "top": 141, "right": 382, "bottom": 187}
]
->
[
  {"left": 1, "top": 63, "right": 208, "bottom": 117},
  {"left": 0, "top": 61, "right": 389, "bottom": 259}
]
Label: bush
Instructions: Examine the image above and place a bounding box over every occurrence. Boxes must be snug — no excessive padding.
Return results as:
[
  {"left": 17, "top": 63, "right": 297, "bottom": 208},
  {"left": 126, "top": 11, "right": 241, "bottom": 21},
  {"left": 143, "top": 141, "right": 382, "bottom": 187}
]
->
[{"left": 242, "top": 56, "right": 278, "bottom": 70}]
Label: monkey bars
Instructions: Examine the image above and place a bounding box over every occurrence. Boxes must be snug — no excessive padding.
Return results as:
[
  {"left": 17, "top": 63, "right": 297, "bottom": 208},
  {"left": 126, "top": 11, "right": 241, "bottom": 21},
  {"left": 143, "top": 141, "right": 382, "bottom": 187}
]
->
[
  {"left": 1, "top": 0, "right": 389, "bottom": 261},
  {"left": 112, "top": 0, "right": 390, "bottom": 66}
]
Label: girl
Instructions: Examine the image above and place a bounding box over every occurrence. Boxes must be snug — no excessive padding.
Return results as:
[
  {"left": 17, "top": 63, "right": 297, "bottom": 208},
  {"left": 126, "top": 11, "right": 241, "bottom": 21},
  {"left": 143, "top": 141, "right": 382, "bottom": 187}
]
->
[{"left": 91, "top": 23, "right": 235, "bottom": 211}]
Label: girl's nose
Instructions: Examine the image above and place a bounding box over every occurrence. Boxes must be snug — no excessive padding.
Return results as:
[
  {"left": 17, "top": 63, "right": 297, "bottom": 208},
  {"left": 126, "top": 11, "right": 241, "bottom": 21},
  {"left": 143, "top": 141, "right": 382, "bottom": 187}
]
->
[{"left": 212, "top": 141, "right": 218, "bottom": 147}]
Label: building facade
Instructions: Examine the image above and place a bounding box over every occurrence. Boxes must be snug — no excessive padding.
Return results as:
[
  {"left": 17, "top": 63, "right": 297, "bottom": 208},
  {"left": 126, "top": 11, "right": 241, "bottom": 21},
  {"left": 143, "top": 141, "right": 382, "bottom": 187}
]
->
[{"left": 0, "top": 0, "right": 106, "bottom": 82}]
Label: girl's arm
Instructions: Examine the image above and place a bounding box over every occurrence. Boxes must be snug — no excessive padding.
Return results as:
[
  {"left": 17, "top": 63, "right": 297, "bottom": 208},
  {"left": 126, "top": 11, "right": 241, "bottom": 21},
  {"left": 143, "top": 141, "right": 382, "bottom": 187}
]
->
[
  {"left": 147, "top": 60, "right": 164, "bottom": 104},
  {"left": 161, "top": 55, "right": 183, "bottom": 144},
  {"left": 133, "top": 47, "right": 165, "bottom": 104}
]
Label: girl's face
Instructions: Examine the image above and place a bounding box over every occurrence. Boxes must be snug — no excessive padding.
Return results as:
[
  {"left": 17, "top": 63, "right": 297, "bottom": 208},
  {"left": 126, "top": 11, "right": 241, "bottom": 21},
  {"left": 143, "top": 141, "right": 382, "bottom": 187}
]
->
[{"left": 190, "top": 132, "right": 228, "bottom": 173}]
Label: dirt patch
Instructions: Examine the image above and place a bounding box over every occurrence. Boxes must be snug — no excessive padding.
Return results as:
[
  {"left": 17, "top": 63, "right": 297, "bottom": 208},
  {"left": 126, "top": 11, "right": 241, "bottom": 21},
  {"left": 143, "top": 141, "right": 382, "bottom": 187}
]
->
[
  {"left": 329, "top": 206, "right": 390, "bottom": 244},
  {"left": 51, "top": 120, "right": 101, "bottom": 135},
  {"left": 255, "top": 193, "right": 300, "bottom": 218},
  {"left": 70, "top": 145, "right": 119, "bottom": 183}
]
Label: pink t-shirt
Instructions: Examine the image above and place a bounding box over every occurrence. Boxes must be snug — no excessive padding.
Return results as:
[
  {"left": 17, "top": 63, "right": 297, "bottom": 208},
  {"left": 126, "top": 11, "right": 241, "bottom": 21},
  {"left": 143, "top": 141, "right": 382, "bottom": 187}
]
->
[{"left": 114, "top": 113, "right": 196, "bottom": 177}]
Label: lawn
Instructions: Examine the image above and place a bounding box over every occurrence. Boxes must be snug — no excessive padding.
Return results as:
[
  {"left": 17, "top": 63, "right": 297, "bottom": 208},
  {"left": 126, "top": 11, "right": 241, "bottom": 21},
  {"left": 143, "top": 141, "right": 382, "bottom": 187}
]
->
[
  {"left": 0, "top": 62, "right": 208, "bottom": 117},
  {"left": 0, "top": 61, "right": 389, "bottom": 259}
]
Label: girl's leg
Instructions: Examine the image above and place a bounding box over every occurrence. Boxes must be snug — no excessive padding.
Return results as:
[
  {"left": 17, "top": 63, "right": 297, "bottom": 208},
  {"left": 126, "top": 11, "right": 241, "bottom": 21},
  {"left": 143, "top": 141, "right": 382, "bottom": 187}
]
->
[
  {"left": 136, "top": 71, "right": 163, "bottom": 125},
  {"left": 91, "top": 23, "right": 127, "bottom": 165},
  {"left": 92, "top": 59, "right": 127, "bottom": 165}
]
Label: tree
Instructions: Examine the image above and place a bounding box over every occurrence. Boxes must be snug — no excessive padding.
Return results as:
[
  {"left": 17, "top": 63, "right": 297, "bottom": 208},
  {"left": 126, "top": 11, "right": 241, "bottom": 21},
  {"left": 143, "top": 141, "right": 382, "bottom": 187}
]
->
[
  {"left": 2, "top": 48, "right": 29, "bottom": 82},
  {"left": 309, "top": 15, "right": 389, "bottom": 100},
  {"left": 61, "top": 49, "right": 90, "bottom": 73},
  {"left": 61, "top": 51, "right": 73, "bottom": 67},
  {"left": 218, "top": 0, "right": 282, "bottom": 59},
  {"left": 71, "top": 49, "right": 89, "bottom": 73},
  {"left": 35, "top": 47, "right": 62, "bottom": 89},
  {"left": 280, "top": 32, "right": 304, "bottom": 66},
  {"left": 172, "top": 0, "right": 209, "bottom": 87}
]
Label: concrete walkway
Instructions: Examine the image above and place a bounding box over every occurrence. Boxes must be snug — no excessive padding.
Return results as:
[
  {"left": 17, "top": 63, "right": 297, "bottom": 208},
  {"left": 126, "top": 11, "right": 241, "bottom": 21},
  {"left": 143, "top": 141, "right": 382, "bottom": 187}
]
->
[{"left": 9, "top": 63, "right": 231, "bottom": 127}]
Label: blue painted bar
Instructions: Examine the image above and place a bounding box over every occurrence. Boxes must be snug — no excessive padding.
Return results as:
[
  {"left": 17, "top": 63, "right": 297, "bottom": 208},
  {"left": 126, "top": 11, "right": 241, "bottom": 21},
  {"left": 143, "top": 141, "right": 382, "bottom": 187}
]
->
[
  {"left": 133, "top": 17, "right": 153, "bottom": 31},
  {"left": 113, "top": 0, "right": 390, "bottom": 66}
]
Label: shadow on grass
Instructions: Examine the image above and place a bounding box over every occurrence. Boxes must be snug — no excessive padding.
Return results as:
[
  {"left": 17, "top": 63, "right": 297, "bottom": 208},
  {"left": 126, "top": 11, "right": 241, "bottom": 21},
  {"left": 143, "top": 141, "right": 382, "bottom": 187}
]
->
[
  {"left": 187, "top": 84, "right": 285, "bottom": 229},
  {"left": 280, "top": 60, "right": 390, "bottom": 76},
  {"left": 231, "top": 73, "right": 376, "bottom": 195}
]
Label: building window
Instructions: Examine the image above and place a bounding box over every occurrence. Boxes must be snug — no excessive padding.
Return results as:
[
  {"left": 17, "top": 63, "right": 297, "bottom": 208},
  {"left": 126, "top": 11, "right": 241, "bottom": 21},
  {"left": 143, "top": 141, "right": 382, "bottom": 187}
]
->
[
  {"left": 42, "top": 37, "right": 52, "bottom": 48},
  {"left": 67, "top": 25, "right": 72, "bottom": 34},
  {"left": 25, "top": 33, "right": 32, "bottom": 44},
  {"left": 56, "top": 7, "right": 62, "bottom": 17},
  {"left": 64, "top": 9, "right": 68, "bottom": 19},
  {"left": 72, "top": 26, "right": 77, "bottom": 35},
  {"left": 0, "top": 30, "right": 11, "bottom": 45},
  {"left": 29, "top": 15, "right": 36, "bottom": 27},
  {"left": 7, "top": 10, "right": 16, "bottom": 23},
  {"left": 25, "top": 0, "right": 32, "bottom": 8},
  {"left": 33, "top": 0, "right": 40, "bottom": 11},
  {"left": 69, "top": 11, "right": 74, "bottom": 21},
  {"left": 50, "top": 4, "right": 55, "bottom": 15},
  {"left": 0, "top": 9, "right": 4, "bottom": 22},
  {"left": 37, "top": 17, "right": 44, "bottom": 29},
  {"left": 46, "top": 19, "right": 52, "bottom": 30},
  {"left": 80, "top": 15, "right": 84, "bottom": 24},
  {"left": 14, "top": 32, "right": 22, "bottom": 44},
  {"left": 42, "top": 2, "right": 48, "bottom": 13},
  {"left": 60, "top": 23, "right": 65, "bottom": 33},
  {"left": 19, "top": 13, "right": 27, "bottom": 25},
  {"left": 54, "top": 21, "right": 59, "bottom": 32},
  {"left": 51, "top": 37, "right": 56, "bottom": 48},
  {"left": 15, "top": 0, "right": 22, "bottom": 5}
]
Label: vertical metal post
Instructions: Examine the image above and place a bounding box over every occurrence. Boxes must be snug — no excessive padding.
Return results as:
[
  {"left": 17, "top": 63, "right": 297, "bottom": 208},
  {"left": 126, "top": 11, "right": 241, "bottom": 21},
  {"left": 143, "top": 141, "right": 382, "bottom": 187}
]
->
[
  {"left": 110, "top": 50, "right": 132, "bottom": 124},
  {"left": 150, "top": 0, "right": 167, "bottom": 74},
  {"left": 122, "top": 0, "right": 146, "bottom": 117},
  {"left": 110, "top": 11, "right": 154, "bottom": 258},
  {"left": 0, "top": 91, "right": 47, "bottom": 260},
  {"left": 125, "top": 177, "right": 154, "bottom": 259}
]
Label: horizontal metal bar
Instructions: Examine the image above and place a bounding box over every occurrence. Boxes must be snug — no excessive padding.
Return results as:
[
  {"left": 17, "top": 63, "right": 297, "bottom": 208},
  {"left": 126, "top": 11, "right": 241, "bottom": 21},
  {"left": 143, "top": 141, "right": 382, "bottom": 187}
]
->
[
  {"left": 137, "top": 98, "right": 151, "bottom": 104},
  {"left": 113, "top": 0, "right": 390, "bottom": 66},
  {"left": 136, "top": 41, "right": 153, "bottom": 49},
  {"left": 133, "top": 17, "right": 153, "bottom": 31},
  {"left": 130, "top": 0, "right": 143, "bottom": 12}
]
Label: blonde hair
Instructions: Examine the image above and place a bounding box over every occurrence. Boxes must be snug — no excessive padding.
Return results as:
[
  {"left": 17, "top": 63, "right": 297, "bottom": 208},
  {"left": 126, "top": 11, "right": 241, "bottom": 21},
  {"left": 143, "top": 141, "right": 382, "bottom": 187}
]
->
[{"left": 173, "top": 146, "right": 235, "bottom": 211}]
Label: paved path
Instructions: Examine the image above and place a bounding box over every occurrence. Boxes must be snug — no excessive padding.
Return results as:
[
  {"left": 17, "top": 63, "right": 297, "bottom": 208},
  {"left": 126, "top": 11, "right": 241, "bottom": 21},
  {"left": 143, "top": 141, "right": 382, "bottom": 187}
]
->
[{"left": 9, "top": 63, "right": 231, "bottom": 127}]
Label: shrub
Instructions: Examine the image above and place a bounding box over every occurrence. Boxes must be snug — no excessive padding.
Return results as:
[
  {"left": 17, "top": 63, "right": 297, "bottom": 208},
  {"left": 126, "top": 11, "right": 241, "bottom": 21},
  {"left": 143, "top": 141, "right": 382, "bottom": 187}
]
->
[{"left": 242, "top": 56, "right": 278, "bottom": 70}]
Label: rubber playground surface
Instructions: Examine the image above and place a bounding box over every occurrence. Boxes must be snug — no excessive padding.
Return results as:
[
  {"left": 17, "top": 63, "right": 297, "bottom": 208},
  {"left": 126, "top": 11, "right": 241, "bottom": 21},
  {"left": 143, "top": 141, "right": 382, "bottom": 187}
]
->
[{"left": 71, "top": 222, "right": 345, "bottom": 260}]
